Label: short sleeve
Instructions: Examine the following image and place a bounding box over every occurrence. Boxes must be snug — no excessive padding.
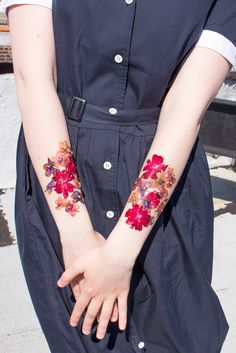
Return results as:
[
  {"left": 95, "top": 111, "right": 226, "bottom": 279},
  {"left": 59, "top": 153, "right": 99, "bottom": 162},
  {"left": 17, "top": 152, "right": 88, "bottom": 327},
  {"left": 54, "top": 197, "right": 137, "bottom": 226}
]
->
[
  {"left": 0, "top": 0, "right": 52, "bottom": 17},
  {"left": 195, "top": 0, "right": 236, "bottom": 69}
]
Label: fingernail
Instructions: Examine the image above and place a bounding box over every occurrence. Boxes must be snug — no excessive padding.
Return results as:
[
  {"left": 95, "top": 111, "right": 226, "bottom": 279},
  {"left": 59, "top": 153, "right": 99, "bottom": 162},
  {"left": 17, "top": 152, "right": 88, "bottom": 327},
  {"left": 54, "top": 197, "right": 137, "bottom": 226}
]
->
[
  {"left": 70, "top": 321, "right": 77, "bottom": 327},
  {"left": 120, "top": 323, "right": 126, "bottom": 330},
  {"left": 57, "top": 279, "right": 62, "bottom": 287},
  {"left": 82, "top": 329, "right": 90, "bottom": 335},
  {"left": 96, "top": 332, "right": 104, "bottom": 339}
]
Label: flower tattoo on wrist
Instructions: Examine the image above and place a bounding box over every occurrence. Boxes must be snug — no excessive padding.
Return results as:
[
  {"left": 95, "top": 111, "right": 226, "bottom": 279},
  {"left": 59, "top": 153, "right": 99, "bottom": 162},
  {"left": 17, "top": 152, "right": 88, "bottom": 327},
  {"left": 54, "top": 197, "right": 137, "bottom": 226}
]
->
[
  {"left": 43, "top": 140, "right": 85, "bottom": 216},
  {"left": 125, "top": 154, "right": 176, "bottom": 231}
]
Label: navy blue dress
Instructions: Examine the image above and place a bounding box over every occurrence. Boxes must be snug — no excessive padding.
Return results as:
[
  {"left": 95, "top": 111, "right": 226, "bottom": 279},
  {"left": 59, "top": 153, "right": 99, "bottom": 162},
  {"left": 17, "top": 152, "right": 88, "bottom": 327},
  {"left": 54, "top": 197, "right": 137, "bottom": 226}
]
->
[{"left": 14, "top": 1, "right": 235, "bottom": 352}]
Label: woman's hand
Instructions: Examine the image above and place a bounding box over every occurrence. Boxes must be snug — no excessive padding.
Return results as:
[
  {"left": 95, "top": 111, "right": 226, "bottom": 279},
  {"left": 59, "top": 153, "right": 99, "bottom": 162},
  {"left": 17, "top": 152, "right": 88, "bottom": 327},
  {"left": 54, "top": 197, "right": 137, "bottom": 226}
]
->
[
  {"left": 57, "top": 243, "right": 134, "bottom": 339},
  {"left": 61, "top": 229, "right": 104, "bottom": 299},
  {"left": 61, "top": 230, "right": 118, "bottom": 324}
]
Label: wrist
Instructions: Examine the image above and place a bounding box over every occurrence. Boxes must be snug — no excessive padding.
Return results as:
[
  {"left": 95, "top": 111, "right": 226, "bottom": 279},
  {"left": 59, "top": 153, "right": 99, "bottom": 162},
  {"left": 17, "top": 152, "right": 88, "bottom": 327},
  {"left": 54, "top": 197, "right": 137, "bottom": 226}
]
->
[
  {"left": 58, "top": 221, "right": 94, "bottom": 245},
  {"left": 104, "top": 204, "right": 155, "bottom": 268},
  {"left": 103, "top": 240, "right": 136, "bottom": 271},
  {"left": 104, "top": 227, "right": 142, "bottom": 270}
]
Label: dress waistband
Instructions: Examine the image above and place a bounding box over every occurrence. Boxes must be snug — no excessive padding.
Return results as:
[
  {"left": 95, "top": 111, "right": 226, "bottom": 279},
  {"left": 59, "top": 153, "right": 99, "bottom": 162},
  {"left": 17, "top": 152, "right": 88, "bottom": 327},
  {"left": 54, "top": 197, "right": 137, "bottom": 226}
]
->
[{"left": 57, "top": 91, "right": 161, "bottom": 125}]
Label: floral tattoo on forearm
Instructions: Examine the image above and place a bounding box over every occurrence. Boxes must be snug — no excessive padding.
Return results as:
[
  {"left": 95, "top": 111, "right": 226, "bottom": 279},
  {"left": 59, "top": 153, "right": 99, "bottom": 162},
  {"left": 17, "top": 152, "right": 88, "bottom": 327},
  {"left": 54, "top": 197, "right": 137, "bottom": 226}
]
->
[
  {"left": 43, "top": 140, "right": 85, "bottom": 216},
  {"left": 125, "top": 154, "right": 176, "bottom": 231}
]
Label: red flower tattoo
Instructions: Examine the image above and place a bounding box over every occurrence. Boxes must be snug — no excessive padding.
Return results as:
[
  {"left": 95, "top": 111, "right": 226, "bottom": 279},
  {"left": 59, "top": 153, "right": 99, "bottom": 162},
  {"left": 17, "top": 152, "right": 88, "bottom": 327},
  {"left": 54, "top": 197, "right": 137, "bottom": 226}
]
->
[
  {"left": 43, "top": 140, "right": 85, "bottom": 216},
  {"left": 125, "top": 154, "right": 176, "bottom": 231},
  {"left": 142, "top": 154, "right": 168, "bottom": 179},
  {"left": 146, "top": 191, "right": 161, "bottom": 208},
  {"left": 125, "top": 204, "right": 151, "bottom": 231}
]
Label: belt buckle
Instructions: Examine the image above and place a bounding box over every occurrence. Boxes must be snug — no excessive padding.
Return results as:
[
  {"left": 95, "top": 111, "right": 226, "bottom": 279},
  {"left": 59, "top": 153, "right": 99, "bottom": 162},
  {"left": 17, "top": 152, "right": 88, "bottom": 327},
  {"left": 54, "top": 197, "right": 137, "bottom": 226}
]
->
[{"left": 67, "top": 96, "right": 87, "bottom": 122}]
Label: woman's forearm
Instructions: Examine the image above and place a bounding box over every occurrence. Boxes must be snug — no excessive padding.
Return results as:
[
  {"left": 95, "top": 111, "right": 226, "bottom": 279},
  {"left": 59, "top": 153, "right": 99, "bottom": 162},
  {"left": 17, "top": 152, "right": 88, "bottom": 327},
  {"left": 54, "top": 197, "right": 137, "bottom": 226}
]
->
[
  {"left": 8, "top": 4, "right": 95, "bottom": 245},
  {"left": 15, "top": 77, "right": 94, "bottom": 243},
  {"left": 105, "top": 114, "right": 200, "bottom": 265},
  {"left": 105, "top": 46, "right": 232, "bottom": 267}
]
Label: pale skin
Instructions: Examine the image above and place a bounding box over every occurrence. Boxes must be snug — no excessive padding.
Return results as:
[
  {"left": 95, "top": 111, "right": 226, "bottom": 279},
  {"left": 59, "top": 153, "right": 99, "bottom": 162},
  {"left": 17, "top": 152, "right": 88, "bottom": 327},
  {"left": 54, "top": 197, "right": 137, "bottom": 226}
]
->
[{"left": 8, "top": 4, "right": 232, "bottom": 341}]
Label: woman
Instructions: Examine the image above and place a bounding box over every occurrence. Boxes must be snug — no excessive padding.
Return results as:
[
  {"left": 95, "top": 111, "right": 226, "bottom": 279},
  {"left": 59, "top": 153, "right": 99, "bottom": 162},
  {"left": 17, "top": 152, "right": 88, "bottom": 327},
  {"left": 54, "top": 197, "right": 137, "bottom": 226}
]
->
[{"left": 2, "top": 1, "right": 235, "bottom": 352}]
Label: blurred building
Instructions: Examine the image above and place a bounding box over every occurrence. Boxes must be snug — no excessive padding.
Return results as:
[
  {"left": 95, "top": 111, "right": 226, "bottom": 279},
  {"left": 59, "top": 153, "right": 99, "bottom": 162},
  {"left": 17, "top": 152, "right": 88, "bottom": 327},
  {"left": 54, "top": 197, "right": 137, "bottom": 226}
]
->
[{"left": 0, "top": 2, "right": 12, "bottom": 64}]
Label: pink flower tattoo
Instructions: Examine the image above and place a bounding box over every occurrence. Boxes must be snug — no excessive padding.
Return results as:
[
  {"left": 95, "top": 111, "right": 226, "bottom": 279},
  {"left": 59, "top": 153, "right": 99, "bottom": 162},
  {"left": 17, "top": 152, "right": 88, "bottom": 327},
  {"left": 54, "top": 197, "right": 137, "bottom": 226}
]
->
[
  {"left": 43, "top": 140, "right": 85, "bottom": 216},
  {"left": 125, "top": 154, "right": 176, "bottom": 231}
]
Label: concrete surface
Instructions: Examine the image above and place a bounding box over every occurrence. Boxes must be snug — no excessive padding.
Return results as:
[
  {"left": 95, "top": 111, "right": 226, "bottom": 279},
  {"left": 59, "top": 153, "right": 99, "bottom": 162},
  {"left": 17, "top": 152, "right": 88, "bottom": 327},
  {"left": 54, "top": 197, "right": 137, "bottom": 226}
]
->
[
  {"left": 0, "top": 74, "right": 21, "bottom": 189},
  {"left": 0, "top": 244, "right": 49, "bottom": 353},
  {"left": 209, "top": 164, "right": 236, "bottom": 353},
  {"left": 212, "top": 213, "right": 236, "bottom": 353}
]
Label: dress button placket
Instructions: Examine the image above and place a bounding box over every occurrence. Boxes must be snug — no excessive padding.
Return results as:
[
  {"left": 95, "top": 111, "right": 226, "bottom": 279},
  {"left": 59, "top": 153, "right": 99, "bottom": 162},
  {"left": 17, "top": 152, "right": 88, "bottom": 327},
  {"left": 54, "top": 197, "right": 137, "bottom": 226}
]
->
[
  {"left": 108, "top": 53, "right": 122, "bottom": 114},
  {"left": 114, "top": 0, "right": 136, "bottom": 110},
  {"left": 105, "top": 1, "right": 136, "bottom": 225}
]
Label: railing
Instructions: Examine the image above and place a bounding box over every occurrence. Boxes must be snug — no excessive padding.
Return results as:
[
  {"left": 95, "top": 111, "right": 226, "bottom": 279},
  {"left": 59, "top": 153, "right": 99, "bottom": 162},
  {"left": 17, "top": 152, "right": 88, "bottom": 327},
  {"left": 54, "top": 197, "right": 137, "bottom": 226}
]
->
[{"left": 200, "top": 98, "right": 236, "bottom": 158}]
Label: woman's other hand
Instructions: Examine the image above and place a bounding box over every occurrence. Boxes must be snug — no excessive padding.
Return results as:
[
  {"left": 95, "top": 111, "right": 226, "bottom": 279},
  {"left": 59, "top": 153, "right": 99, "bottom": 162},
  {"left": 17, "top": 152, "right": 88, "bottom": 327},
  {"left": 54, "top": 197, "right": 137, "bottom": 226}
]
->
[
  {"left": 61, "top": 230, "right": 118, "bottom": 325},
  {"left": 57, "top": 243, "right": 134, "bottom": 339}
]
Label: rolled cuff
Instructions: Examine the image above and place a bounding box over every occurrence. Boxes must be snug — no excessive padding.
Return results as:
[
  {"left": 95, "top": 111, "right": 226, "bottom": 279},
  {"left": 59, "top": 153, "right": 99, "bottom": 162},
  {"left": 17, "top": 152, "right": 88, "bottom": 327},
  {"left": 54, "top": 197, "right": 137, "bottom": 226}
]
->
[
  {"left": 196, "top": 29, "right": 236, "bottom": 70},
  {"left": 0, "top": 0, "right": 52, "bottom": 17}
]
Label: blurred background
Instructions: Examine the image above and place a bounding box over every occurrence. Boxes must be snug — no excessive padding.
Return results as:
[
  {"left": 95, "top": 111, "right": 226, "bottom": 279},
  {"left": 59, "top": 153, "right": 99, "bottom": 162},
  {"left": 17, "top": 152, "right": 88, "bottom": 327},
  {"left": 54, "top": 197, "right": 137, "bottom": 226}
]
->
[{"left": 0, "top": 4, "right": 236, "bottom": 353}]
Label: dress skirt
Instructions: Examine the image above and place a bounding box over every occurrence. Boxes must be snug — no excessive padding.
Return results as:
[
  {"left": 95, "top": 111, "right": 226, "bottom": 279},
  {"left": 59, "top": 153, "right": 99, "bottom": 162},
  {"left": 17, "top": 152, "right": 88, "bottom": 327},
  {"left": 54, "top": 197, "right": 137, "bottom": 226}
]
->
[{"left": 14, "top": 108, "right": 229, "bottom": 353}]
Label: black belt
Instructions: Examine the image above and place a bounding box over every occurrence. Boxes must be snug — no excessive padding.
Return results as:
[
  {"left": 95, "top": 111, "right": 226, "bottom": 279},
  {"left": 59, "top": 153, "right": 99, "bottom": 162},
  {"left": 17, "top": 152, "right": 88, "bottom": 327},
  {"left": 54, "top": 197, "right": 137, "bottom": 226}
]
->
[{"left": 57, "top": 91, "right": 161, "bottom": 126}]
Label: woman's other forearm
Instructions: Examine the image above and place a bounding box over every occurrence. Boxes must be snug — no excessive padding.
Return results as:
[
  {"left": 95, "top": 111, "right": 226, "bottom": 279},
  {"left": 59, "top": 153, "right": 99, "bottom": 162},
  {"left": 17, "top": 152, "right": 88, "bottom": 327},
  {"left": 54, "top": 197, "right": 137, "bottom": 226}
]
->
[
  {"left": 8, "top": 5, "right": 94, "bottom": 243},
  {"left": 17, "top": 80, "right": 94, "bottom": 238},
  {"left": 105, "top": 46, "right": 232, "bottom": 267}
]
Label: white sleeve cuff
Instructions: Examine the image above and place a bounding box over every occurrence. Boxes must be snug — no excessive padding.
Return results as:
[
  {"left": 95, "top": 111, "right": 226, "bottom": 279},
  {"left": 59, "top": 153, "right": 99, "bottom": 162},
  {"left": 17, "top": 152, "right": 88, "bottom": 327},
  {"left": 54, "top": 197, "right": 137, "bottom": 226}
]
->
[
  {"left": 0, "top": 0, "right": 52, "bottom": 16},
  {"left": 195, "top": 29, "right": 236, "bottom": 70}
]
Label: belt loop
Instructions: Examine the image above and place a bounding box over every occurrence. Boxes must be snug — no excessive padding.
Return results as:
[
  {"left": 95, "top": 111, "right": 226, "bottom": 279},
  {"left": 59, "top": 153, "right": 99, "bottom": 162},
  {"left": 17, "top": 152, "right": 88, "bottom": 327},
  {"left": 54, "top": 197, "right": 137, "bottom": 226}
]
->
[{"left": 66, "top": 96, "right": 87, "bottom": 122}]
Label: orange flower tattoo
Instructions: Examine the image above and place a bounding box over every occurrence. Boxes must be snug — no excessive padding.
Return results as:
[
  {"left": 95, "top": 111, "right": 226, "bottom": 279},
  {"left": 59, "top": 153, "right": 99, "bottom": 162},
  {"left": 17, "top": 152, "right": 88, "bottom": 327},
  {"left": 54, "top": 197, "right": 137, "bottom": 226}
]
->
[
  {"left": 43, "top": 140, "right": 85, "bottom": 216},
  {"left": 125, "top": 154, "right": 176, "bottom": 231}
]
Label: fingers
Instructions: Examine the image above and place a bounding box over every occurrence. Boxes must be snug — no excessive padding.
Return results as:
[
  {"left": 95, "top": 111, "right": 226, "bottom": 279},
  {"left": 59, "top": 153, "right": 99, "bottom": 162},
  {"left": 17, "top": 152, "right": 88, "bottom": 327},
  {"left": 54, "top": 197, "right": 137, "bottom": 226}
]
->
[
  {"left": 71, "top": 292, "right": 127, "bottom": 338},
  {"left": 96, "top": 298, "right": 115, "bottom": 339},
  {"left": 96, "top": 306, "right": 102, "bottom": 323},
  {"left": 118, "top": 292, "right": 128, "bottom": 330},
  {"left": 70, "top": 287, "right": 92, "bottom": 327},
  {"left": 96, "top": 300, "right": 118, "bottom": 323},
  {"left": 71, "top": 279, "right": 81, "bottom": 301},
  {"left": 82, "top": 298, "right": 102, "bottom": 335},
  {"left": 57, "top": 258, "right": 85, "bottom": 288},
  {"left": 82, "top": 298, "right": 115, "bottom": 339},
  {"left": 110, "top": 301, "right": 119, "bottom": 322}
]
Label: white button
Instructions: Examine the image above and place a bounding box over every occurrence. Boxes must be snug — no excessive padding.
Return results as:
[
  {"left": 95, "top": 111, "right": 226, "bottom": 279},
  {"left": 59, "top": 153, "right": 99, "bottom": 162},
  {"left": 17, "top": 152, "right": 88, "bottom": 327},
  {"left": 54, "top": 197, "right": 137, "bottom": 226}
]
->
[
  {"left": 125, "top": 0, "right": 133, "bottom": 3},
  {"left": 138, "top": 341, "right": 145, "bottom": 349},
  {"left": 106, "top": 210, "right": 114, "bottom": 218},
  {"left": 114, "top": 54, "right": 123, "bottom": 63},
  {"left": 109, "top": 107, "right": 117, "bottom": 115},
  {"left": 103, "top": 161, "right": 112, "bottom": 170}
]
